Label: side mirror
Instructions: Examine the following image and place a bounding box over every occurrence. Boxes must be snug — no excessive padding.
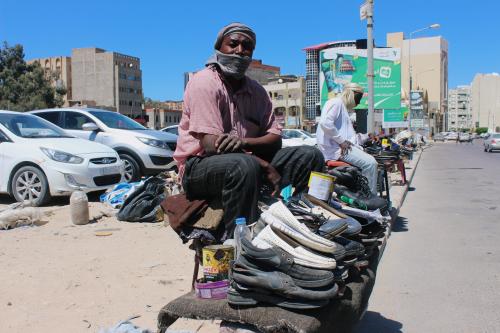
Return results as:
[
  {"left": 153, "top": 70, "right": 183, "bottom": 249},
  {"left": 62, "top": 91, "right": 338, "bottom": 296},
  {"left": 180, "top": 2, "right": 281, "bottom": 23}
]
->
[{"left": 82, "top": 122, "right": 99, "bottom": 132}]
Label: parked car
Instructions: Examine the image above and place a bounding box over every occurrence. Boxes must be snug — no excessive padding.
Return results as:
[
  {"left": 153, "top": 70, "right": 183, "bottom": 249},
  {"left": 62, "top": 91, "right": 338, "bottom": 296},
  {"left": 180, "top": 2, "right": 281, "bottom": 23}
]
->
[
  {"left": 459, "top": 133, "right": 471, "bottom": 142},
  {"left": 31, "top": 108, "right": 178, "bottom": 182},
  {"left": 433, "top": 133, "right": 446, "bottom": 142},
  {"left": 484, "top": 133, "right": 500, "bottom": 152},
  {"left": 161, "top": 125, "right": 179, "bottom": 136},
  {"left": 0, "top": 111, "right": 124, "bottom": 206},
  {"left": 282, "top": 129, "right": 317, "bottom": 147},
  {"left": 446, "top": 132, "right": 458, "bottom": 141}
]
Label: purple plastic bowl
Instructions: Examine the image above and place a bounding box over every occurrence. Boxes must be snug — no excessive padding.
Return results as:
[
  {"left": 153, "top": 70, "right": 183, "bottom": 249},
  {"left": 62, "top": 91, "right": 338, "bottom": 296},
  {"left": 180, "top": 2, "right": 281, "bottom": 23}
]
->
[{"left": 195, "top": 279, "right": 230, "bottom": 300}]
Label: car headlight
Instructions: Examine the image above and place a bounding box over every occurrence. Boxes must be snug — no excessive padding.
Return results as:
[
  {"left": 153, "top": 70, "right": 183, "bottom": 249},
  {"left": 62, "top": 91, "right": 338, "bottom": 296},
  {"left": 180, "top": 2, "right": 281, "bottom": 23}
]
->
[
  {"left": 40, "top": 147, "right": 84, "bottom": 164},
  {"left": 137, "top": 137, "right": 171, "bottom": 149}
]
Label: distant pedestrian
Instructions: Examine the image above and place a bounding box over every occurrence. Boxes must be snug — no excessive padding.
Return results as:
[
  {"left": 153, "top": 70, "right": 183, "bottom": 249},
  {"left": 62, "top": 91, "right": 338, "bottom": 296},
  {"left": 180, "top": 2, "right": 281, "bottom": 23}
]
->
[{"left": 456, "top": 133, "right": 461, "bottom": 144}]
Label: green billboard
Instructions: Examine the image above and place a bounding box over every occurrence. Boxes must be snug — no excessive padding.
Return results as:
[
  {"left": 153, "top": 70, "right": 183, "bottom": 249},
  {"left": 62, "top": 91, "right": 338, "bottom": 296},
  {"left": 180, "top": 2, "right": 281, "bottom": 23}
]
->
[
  {"left": 383, "top": 104, "right": 409, "bottom": 129},
  {"left": 319, "top": 47, "right": 401, "bottom": 110}
]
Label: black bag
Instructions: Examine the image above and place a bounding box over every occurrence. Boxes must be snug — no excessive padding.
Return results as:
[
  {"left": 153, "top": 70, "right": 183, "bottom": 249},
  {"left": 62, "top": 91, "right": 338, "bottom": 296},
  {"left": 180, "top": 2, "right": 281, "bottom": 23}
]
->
[{"left": 117, "top": 177, "right": 166, "bottom": 222}]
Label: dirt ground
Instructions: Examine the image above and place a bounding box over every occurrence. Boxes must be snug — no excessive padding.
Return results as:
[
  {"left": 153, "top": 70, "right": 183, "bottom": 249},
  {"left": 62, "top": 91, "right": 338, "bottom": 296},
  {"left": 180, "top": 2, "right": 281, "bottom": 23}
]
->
[{"left": 0, "top": 193, "right": 217, "bottom": 333}]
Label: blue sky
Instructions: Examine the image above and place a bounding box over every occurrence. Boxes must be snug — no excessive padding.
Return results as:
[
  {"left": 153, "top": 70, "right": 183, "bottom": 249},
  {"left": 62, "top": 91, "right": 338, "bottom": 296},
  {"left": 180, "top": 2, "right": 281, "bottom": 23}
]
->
[{"left": 1, "top": 0, "right": 498, "bottom": 100}]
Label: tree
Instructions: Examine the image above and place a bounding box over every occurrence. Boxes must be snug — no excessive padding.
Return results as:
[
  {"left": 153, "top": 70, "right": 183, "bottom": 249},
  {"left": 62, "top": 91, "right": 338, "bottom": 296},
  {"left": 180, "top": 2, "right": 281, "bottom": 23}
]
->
[
  {"left": 475, "top": 127, "right": 488, "bottom": 135},
  {"left": 0, "top": 42, "right": 64, "bottom": 111}
]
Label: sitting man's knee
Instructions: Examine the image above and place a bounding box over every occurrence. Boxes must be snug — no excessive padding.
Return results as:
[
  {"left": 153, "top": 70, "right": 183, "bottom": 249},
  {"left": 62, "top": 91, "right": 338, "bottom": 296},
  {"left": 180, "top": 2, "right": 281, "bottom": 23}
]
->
[
  {"left": 298, "top": 146, "right": 325, "bottom": 165},
  {"left": 228, "top": 154, "right": 261, "bottom": 180}
]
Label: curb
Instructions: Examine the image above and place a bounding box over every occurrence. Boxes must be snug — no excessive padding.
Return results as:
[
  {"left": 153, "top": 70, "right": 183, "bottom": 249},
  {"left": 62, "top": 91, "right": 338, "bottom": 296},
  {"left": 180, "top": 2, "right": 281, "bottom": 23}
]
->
[{"left": 392, "top": 148, "right": 424, "bottom": 218}]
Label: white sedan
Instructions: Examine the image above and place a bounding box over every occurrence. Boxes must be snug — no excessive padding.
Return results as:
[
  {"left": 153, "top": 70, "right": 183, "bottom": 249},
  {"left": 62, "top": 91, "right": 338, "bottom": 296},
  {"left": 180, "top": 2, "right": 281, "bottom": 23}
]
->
[
  {"left": 282, "top": 129, "right": 317, "bottom": 147},
  {"left": 0, "top": 111, "right": 124, "bottom": 206}
]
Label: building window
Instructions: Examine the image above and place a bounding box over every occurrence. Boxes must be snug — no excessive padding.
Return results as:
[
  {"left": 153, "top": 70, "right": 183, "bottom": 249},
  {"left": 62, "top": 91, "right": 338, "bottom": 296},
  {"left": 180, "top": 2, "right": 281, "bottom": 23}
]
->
[{"left": 129, "top": 101, "right": 132, "bottom": 106}]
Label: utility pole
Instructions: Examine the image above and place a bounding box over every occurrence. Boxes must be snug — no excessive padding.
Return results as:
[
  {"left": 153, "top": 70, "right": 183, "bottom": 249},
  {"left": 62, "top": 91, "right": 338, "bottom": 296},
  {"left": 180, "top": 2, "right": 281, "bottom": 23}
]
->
[{"left": 366, "top": 0, "right": 374, "bottom": 133}]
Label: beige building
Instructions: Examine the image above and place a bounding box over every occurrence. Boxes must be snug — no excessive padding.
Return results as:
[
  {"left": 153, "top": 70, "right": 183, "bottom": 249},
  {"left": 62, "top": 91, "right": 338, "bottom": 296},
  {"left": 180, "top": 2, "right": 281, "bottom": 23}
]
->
[
  {"left": 471, "top": 73, "right": 500, "bottom": 132},
  {"left": 263, "top": 76, "right": 306, "bottom": 129},
  {"left": 71, "top": 47, "right": 143, "bottom": 117},
  {"left": 448, "top": 86, "right": 472, "bottom": 131},
  {"left": 27, "top": 56, "right": 72, "bottom": 106},
  {"left": 144, "top": 108, "right": 182, "bottom": 129},
  {"left": 387, "top": 32, "right": 448, "bottom": 133}
]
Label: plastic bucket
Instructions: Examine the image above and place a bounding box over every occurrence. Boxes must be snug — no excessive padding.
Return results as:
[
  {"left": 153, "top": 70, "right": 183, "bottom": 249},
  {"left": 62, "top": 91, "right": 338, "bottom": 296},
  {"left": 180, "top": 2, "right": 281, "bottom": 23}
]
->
[{"left": 194, "top": 279, "right": 230, "bottom": 299}]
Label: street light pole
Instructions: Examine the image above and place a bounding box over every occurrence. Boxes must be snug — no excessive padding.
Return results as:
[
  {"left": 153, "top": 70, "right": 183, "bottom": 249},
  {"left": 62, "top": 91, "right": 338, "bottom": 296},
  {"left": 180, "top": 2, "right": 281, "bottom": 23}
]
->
[
  {"left": 408, "top": 23, "right": 440, "bottom": 132},
  {"left": 366, "top": 0, "right": 374, "bottom": 133}
]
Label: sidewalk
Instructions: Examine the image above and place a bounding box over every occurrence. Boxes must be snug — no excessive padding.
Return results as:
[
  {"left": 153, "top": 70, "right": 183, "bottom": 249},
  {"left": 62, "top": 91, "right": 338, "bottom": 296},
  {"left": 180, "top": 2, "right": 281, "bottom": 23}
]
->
[
  {"left": 377, "top": 149, "right": 423, "bottom": 261},
  {"left": 389, "top": 149, "right": 423, "bottom": 218}
]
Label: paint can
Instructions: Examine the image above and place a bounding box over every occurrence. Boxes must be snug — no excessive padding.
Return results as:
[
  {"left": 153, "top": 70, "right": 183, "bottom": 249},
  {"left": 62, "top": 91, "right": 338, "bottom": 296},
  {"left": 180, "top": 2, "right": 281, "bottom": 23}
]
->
[
  {"left": 202, "top": 245, "right": 234, "bottom": 282},
  {"left": 307, "top": 171, "right": 336, "bottom": 201}
]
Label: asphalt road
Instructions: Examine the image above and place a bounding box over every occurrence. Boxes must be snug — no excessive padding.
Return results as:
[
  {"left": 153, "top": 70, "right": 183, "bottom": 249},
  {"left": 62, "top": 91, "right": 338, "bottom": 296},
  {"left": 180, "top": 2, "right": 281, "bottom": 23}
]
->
[{"left": 355, "top": 140, "right": 500, "bottom": 333}]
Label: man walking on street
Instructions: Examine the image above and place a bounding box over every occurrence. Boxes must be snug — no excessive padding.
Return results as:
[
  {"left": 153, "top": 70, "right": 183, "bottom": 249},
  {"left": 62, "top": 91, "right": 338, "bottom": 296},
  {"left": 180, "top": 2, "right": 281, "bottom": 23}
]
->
[{"left": 174, "top": 23, "right": 324, "bottom": 238}]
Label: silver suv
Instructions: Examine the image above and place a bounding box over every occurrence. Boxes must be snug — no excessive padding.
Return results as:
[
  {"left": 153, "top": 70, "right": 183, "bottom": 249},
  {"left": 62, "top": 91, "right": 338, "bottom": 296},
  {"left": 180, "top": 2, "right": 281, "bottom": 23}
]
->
[{"left": 31, "top": 108, "right": 178, "bottom": 182}]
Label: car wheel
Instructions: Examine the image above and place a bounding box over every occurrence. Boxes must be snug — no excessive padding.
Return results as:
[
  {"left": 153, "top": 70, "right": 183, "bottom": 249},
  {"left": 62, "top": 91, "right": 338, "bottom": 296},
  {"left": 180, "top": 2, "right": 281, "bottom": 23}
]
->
[
  {"left": 11, "top": 166, "right": 50, "bottom": 206},
  {"left": 119, "top": 153, "right": 141, "bottom": 182}
]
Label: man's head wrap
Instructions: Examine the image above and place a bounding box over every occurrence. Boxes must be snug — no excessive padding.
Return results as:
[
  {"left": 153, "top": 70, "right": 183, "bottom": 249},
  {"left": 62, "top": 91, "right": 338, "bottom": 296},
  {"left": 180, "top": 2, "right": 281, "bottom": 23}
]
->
[
  {"left": 341, "top": 83, "right": 364, "bottom": 110},
  {"left": 206, "top": 23, "right": 256, "bottom": 80},
  {"left": 213, "top": 23, "right": 256, "bottom": 50}
]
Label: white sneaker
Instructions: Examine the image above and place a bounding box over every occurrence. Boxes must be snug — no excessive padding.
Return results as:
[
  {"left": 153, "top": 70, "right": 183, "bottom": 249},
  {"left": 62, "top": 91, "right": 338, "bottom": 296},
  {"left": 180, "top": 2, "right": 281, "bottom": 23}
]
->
[
  {"left": 262, "top": 201, "right": 338, "bottom": 252},
  {"left": 260, "top": 212, "right": 338, "bottom": 253},
  {"left": 253, "top": 225, "right": 336, "bottom": 270}
]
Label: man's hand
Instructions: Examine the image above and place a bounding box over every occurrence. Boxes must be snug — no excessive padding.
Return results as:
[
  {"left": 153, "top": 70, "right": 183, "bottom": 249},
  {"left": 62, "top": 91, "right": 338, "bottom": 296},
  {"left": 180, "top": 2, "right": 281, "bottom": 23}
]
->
[
  {"left": 252, "top": 156, "right": 281, "bottom": 196},
  {"left": 340, "top": 141, "right": 353, "bottom": 157},
  {"left": 262, "top": 163, "right": 281, "bottom": 196},
  {"left": 215, "top": 134, "right": 246, "bottom": 154}
]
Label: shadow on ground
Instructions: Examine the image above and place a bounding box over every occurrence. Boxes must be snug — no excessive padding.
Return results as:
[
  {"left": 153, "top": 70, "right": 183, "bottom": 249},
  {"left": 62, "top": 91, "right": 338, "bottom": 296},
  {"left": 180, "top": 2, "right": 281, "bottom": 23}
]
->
[
  {"left": 392, "top": 216, "right": 408, "bottom": 232},
  {"left": 354, "top": 311, "right": 403, "bottom": 333}
]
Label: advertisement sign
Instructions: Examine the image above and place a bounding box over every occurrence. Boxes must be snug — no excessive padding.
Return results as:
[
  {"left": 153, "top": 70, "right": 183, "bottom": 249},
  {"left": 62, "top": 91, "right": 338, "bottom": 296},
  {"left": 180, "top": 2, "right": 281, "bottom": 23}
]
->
[
  {"left": 383, "top": 104, "right": 409, "bottom": 129},
  {"left": 410, "top": 90, "right": 425, "bottom": 129},
  {"left": 319, "top": 47, "right": 401, "bottom": 110}
]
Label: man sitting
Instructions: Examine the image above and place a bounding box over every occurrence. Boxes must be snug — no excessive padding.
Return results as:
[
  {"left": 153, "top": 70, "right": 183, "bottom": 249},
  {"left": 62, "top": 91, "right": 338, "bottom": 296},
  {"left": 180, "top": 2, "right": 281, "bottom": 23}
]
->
[
  {"left": 174, "top": 23, "right": 324, "bottom": 239},
  {"left": 315, "top": 83, "right": 378, "bottom": 195}
]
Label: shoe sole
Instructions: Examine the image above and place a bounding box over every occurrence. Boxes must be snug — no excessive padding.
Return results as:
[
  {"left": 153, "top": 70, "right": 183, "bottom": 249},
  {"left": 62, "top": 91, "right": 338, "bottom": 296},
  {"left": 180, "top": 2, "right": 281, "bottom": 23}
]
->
[{"left": 227, "top": 288, "right": 331, "bottom": 309}]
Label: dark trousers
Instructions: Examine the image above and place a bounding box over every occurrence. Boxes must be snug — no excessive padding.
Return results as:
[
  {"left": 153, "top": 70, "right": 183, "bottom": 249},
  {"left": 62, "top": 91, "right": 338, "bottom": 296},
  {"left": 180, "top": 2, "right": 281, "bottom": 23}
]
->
[{"left": 183, "top": 146, "right": 325, "bottom": 236}]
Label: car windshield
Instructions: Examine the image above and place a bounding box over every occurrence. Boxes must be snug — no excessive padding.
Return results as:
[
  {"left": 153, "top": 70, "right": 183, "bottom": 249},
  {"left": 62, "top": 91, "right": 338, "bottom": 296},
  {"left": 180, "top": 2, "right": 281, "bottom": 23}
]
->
[
  {"left": 89, "top": 111, "right": 146, "bottom": 130},
  {"left": 164, "top": 127, "right": 178, "bottom": 136},
  {"left": 0, "top": 113, "right": 72, "bottom": 138},
  {"left": 492, "top": 134, "right": 500, "bottom": 139}
]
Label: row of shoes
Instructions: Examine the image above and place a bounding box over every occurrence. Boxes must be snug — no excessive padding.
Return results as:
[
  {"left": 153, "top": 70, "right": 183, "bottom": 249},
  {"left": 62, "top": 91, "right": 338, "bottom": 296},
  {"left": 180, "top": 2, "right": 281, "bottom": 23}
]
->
[
  {"left": 365, "top": 142, "right": 414, "bottom": 160},
  {"left": 227, "top": 199, "right": 388, "bottom": 309},
  {"left": 329, "top": 166, "right": 388, "bottom": 211}
]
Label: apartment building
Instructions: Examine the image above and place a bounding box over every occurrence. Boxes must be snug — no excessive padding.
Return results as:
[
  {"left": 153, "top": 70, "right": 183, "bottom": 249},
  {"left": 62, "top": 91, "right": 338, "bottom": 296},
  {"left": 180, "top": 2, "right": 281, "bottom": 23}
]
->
[{"left": 71, "top": 47, "right": 143, "bottom": 117}]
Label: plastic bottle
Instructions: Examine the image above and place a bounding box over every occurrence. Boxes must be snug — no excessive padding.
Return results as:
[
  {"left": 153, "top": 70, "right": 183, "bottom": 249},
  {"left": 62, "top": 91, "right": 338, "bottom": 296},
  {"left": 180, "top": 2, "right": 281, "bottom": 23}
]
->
[
  {"left": 233, "top": 217, "right": 250, "bottom": 260},
  {"left": 340, "top": 195, "right": 368, "bottom": 211},
  {"left": 70, "top": 190, "right": 89, "bottom": 225}
]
